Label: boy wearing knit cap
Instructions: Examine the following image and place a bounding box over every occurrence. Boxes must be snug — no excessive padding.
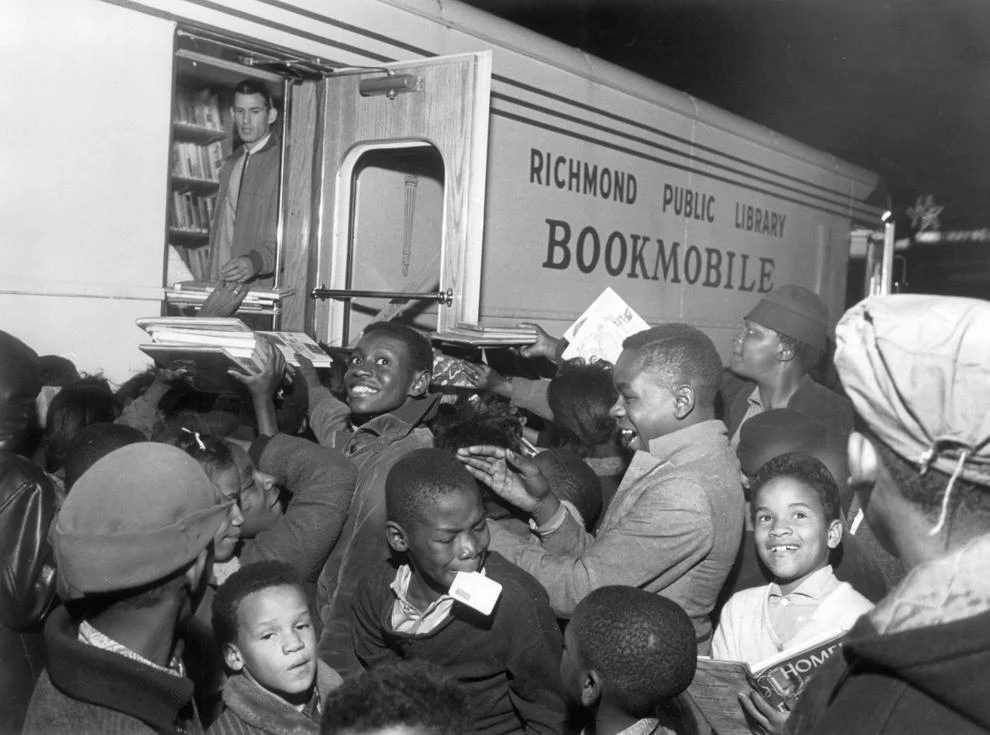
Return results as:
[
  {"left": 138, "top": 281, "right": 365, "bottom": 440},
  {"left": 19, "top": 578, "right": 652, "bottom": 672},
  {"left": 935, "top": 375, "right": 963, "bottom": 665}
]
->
[
  {"left": 23, "top": 443, "right": 232, "bottom": 734},
  {"left": 723, "top": 284, "right": 856, "bottom": 509},
  {"left": 787, "top": 295, "right": 990, "bottom": 734}
]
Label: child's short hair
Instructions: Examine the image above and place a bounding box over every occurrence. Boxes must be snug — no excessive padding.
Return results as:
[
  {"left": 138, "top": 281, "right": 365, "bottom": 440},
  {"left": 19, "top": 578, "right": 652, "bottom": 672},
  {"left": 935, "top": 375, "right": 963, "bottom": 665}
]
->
[
  {"left": 571, "top": 586, "right": 697, "bottom": 718},
  {"left": 320, "top": 660, "right": 468, "bottom": 735},
  {"left": 750, "top": 452, "right": 840, "bottom": 522},
  {"left": 547, "top": 361, "right": 617, "bottom": 452},
  {"left": 63, "top": 422, "right": 145, "bottom": 492},
  {"left": 362, "top": 321, "right": 434, "bottom": 374},
  {"left": 386, "top": 448, "right": 478, "bottom": 528},
  {"left": 212, "top": 561, "right": 306, "bottom": 648},
  {"left": 169, "top": 428, "right": 235, "bottom": 484},
  {"left": 622, "top": 324, "right": 722, "bottom": 408}
]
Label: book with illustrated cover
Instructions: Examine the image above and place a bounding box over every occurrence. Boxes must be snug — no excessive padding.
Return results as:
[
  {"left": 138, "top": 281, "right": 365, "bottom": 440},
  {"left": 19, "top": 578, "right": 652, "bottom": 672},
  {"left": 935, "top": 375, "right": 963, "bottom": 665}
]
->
[
  {"left": 561, "top": 287, "right": 650, "bottom": 365},
  {"left": 686, "top": 629, "right": 846, "bottom": 735}
]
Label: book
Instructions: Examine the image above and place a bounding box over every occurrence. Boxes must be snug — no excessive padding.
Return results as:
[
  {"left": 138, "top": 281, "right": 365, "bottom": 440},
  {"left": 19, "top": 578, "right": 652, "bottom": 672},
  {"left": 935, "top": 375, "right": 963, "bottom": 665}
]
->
[
  {"left": 138, "top": 317, "right": 333, "bottom": 392},
  {"left": 687, "top": 630, "right": 846, "bottom": 735},
  {"left": 432, "top": 323, "right": 538, "bottom": 347},
  {"left": 163, "top": 282, "right": 296, "bottom": 311},
  {"left": 561, "top": 287, "right": 650, "bottom": 365},
  {"left": 138, "top": 343, "right": 260, "bottom": 394}
]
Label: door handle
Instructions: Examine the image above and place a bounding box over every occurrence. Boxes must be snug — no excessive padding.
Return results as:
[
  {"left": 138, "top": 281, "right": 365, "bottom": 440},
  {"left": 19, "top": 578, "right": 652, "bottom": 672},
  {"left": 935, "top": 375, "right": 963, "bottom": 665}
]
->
[{"left": 311, "top": 287, "right": 453, "bottom": 306}]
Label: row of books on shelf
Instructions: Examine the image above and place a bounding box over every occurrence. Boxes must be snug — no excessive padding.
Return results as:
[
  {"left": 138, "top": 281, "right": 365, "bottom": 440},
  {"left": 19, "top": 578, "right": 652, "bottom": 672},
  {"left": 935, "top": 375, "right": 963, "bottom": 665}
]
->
[
  {"left": 171, "top": 191, "right": 217, "bottom": 233},
  {"left": 172, "top": 246, "right": 211, "bottom": 282},
  {"left": 175, "top": 88, "right": 224, "bottom": 131},
  {"left": 172, "top": 141, "right": 225, "bottom": 182}
]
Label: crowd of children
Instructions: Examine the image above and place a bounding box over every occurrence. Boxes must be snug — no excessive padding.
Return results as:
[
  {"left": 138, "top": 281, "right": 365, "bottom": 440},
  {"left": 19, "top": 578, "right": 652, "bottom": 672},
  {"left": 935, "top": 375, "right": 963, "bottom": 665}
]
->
[{"left": 1, "top": 285, "right": 989, "bottom": 735}]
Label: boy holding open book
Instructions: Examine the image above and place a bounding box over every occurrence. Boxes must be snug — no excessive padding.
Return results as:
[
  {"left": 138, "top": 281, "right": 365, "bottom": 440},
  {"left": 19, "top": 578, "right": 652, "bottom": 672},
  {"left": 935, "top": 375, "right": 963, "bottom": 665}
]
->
[{"left": 710, "top": 452, "right": 873, "bottom": 732}]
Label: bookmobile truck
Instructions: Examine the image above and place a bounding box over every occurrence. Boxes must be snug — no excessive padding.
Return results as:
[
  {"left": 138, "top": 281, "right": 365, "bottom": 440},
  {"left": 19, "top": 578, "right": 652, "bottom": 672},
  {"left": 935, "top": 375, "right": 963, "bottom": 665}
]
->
[{"left": 2, "top": 0, "right": 887, "bottom": 383}]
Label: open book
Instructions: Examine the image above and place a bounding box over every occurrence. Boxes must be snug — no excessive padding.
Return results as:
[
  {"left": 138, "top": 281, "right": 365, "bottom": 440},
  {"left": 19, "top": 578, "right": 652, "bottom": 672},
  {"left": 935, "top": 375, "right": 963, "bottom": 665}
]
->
[
  {"left": 687, "top": 629, "right": 846, "bottom": 735},
  {"left": 138, "top": 317, "right": 331, "bottom": 393},
  {"left": 561, "top": 287, "right": 649, "bottom": 364}
]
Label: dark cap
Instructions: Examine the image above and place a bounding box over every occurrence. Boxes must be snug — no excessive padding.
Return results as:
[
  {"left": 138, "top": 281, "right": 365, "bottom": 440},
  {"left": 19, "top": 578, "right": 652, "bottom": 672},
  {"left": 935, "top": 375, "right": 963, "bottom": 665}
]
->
[
  {"left": 746, "top": 285, "right": 828, "bottom": 352},
  {"left": 54, "top": 443, "right": 232, "bottom": 599}
]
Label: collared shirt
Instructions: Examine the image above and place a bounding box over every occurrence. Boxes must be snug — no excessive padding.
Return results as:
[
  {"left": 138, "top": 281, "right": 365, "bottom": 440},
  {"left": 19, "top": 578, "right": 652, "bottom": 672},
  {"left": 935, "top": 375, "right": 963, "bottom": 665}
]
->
[
  {"left": 767, "top": 565, "right": 841, "bottom": 642},
  {"left": 244, "top": 132, "right": 272, "bottom": 156},
  {"left": 78, "top": 620, "right": 184, "bottom": 678},
  {"left": 730, "top": 386, "right": 764, "bottom": 447},
  {"left": 389, "top": 564, "right": 455, "bottom": 635}
]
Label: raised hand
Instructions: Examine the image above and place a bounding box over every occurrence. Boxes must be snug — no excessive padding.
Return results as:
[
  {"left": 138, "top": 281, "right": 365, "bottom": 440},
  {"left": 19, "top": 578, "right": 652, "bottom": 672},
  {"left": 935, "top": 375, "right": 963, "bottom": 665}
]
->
[
  {"left": 457, "top": 445, "right": 554, "bottom": 518},
  {"left": 228, "top": 336, "right": 285, "bottom": 399},
  {"left": 516, "top": 322, "right": 564, "bottom": 363}
]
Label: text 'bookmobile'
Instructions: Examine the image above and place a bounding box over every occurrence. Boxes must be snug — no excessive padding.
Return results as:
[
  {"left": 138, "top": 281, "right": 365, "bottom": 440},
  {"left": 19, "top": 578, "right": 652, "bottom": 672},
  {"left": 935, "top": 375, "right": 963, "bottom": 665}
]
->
[{"left": 3, "top": 0, "right": 885, "bottom": 381}]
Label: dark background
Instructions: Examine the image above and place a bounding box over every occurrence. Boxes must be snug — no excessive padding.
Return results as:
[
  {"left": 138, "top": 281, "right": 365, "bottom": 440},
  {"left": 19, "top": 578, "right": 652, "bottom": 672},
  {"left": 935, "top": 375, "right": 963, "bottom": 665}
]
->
[{"left": 463, "top": 0, "right": 990, "bottom": 297}]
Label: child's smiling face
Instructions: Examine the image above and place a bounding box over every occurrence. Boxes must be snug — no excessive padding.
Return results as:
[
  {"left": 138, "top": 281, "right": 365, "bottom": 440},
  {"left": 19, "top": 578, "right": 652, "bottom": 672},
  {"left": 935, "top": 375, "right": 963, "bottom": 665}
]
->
[
  {"left": 345, "top": 333, "right": 428, "bottom": 418},
  {"left": 390, "top": 486, "right": 490, "bottom": 607},
  {"left": 225, "top": 584, "right": 317, "bottom": 702},
  {"left": 609, "top": 348, "right": 682, "bottom": 451},
  {"left": 753, "top": 476, "right": 842, "bottom": 594}
]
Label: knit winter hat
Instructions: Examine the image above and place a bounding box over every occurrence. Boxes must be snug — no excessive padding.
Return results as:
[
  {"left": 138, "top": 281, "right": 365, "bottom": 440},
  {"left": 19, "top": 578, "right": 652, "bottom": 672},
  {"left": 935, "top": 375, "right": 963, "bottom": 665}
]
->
[
  {"left": 54, "top": 442, "right": 232, "bottom": 599},
  {"left": 835, "top": 295, "right": 990, "bottom": 488},
  {"left": 746, "top": 284, "right": 828, "bottom": 353}
]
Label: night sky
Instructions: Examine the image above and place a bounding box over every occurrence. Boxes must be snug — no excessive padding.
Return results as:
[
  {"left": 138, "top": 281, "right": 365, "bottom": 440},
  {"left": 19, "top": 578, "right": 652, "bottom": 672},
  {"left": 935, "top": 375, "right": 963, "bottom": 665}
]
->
[{"left": 463, "top": 0, "right": 990, "bottom": 296}]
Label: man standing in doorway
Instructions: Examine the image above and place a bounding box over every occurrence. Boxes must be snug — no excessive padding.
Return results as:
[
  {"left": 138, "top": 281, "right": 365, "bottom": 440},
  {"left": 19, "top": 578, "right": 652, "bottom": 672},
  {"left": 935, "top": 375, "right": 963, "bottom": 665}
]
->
[{"left": 208, "top": 79, "right": 280, "bottom": 289}]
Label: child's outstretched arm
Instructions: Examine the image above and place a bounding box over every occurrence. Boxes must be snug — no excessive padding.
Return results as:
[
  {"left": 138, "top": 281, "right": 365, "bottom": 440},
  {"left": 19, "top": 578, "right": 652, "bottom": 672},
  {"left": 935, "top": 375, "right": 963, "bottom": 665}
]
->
[{"left": 297, "top": 353, "right": 352, "bottom": 447}]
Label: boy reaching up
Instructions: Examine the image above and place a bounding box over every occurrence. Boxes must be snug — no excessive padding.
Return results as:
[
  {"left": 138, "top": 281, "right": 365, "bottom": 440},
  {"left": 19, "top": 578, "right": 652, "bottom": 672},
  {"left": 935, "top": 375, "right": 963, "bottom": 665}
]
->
[
  {"left": 561, "top": 586, "right": 698, "bottom": 735},
  {"left": 210, "top": 561, "right": 342, "bottom": 734},
  {"left": 308, "top": 322, "right": 439, "bottom": 674},
  {"left": 711, "top": 453, "right": 873, "bottom": 732},
  {"left": 351, "top": 449, "right": 566, "bottom": 735}
]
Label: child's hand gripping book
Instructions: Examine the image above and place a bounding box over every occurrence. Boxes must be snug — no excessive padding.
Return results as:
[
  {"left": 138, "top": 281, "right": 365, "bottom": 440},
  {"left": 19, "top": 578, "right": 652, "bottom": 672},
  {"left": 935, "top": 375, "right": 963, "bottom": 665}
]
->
[{"left": 686, "top": 629, "right": 846, "bottom": 735}]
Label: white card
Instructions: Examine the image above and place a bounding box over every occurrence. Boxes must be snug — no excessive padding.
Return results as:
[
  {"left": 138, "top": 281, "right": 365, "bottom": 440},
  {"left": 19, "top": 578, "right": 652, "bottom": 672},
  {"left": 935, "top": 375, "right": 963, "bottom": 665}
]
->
[{"left": 449, "top": 571, "right": 502, "bottom": 616}]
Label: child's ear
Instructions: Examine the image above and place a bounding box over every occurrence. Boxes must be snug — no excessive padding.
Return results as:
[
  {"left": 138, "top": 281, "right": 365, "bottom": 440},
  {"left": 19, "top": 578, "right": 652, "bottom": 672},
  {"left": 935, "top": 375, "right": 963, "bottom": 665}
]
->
[
  {"left": 826, "top": 518, "right": 843, "bottom": 549},
  {"left": 385, "top": 521, "right": 409, "bottom": 554},
  {"left": 673, "top": 385, "right": 695, "bottom": 419},
  {"left": 406, "top": 370, "right": 431, "bottom": 398},
  {"left": 581, "top": 669, "right": 603, "bottom": 709},
  {"left": 223, "top": 642, "right": 245, "bottom": 672}
]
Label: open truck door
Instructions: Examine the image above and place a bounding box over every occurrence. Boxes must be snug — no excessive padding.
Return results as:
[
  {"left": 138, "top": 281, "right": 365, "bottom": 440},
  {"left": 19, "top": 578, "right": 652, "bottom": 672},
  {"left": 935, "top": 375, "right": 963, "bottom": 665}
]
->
[{"left": 293, "top": 52, "right": 491, "bottom": 347}]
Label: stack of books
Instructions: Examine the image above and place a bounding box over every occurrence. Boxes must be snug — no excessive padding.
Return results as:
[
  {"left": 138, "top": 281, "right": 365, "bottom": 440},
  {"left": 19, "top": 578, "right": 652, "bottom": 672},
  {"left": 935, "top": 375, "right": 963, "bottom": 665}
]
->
[
  {"left": 432, "top": 323, "right": 538, "bottom": 347},
  {"left": 164, "top": 281, "right": 296, "bottom": 313},
  {"left": 138, "top": 317, "right": 331, "bottom": 393}
]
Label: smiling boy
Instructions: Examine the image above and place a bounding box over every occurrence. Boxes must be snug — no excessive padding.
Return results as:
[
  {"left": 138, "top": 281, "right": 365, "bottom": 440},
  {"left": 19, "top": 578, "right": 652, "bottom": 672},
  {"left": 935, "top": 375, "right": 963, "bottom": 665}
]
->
[
  {"left": 211, "top": 561, "right": 342, "bottom": 734},
  {"left": 351, "top": 449, "right": 566, "bottom": 735},
  {"left": 460, "top": 323, "right": 744, "bottom": 653},
  {"left": 711, "top": 452, "right": 872, "bottom": 730},
  {"left": 311, "top": 322, "right": 440, "bottom": 675}
]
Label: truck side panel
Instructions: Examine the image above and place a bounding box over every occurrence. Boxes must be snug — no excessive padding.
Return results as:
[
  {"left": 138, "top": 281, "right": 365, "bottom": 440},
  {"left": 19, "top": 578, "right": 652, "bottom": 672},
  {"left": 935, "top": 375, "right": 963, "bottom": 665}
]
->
[
  {"left": 2, "top": 0, "right": 174, "bottom": 378},
  {"left": 1, "top": 0, "right": 880, "bottom": 379}
]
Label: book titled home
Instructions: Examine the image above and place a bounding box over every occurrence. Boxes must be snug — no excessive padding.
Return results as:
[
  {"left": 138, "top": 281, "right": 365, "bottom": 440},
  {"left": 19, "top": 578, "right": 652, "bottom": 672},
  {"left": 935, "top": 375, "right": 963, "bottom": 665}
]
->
[{"left": 687, "top": 630, "right": 845, "bottom": 735}]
